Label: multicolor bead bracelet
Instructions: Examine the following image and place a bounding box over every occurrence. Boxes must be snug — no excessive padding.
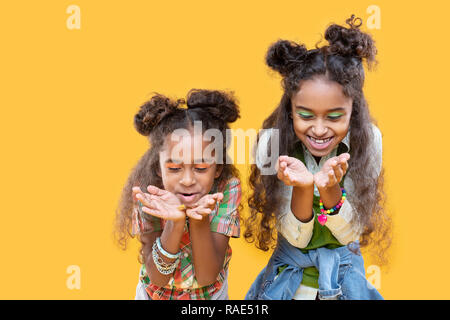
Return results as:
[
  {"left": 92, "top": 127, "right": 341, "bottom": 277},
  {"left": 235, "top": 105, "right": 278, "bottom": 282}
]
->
[{"left": 317, "top": 188, "right": 346, "bottom": 226}]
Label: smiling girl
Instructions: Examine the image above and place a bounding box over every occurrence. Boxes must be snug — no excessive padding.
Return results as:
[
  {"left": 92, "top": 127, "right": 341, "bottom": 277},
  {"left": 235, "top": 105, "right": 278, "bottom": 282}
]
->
[
  {"left": 115, "top": 89, "right": 241, "bottom": 300},
  {"left": 245, "top": 15, "right": 391, "bottom": 300}
]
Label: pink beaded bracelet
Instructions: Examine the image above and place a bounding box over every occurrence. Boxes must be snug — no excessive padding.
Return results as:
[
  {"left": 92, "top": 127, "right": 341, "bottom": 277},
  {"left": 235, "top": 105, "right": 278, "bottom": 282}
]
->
[{"left": 317, "top": 188, "right": 346, "bottom": 226}]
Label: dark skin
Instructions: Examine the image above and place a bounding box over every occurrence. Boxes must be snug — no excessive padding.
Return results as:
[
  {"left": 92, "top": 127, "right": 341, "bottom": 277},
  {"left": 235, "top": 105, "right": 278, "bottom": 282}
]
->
[{"left": 132, "top": 132, "right": 230, "bottom": 288}]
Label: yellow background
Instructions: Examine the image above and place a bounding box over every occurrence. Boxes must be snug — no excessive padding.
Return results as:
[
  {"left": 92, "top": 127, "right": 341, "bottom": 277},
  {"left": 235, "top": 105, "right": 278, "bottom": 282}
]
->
[{"left": 1, "top": 0, "right": 449, "bottom": 299}]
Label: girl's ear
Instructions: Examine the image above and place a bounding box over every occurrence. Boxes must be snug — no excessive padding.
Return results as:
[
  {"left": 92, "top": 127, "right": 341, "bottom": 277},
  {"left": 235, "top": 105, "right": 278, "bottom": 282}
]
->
[
  {"left": 215, "top": 164, "right": 223, "bottom": 178},
  {"left": 156, "top": 167, "right": 162, "bottom": 177}
]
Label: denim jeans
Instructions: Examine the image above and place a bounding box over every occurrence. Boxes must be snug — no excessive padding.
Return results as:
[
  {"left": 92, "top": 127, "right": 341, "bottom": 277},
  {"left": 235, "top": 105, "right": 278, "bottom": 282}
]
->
[{"left": 245, "top": 234, "right": 383, "bottom": 300}]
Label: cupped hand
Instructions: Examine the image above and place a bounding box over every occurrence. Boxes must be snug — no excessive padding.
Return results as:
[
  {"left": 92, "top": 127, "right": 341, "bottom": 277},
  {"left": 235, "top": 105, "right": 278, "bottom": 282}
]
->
[
  {"left": 313, "top": 153, "right": 350, "bottom": 189},
  {"left": 132, "top": 185, "right": 186, "bottom": 222},
  {"left": 276, "top": 155, "right": 314, "bottom": 188},
  {"left": 185, "top": 192, "right": 224, "bottom": 220}
]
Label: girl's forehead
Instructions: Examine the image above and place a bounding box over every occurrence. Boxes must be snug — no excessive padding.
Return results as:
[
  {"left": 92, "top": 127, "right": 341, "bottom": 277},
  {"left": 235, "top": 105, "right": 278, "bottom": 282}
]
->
[
  {"left": 160, "top": 132, "right": 218, "bottom": 164},
  {"left": 164, "top": 132, "right": 212, "bottom": 148},
  {"left": 292, "top": 78, "right": 352, "bottom": 111}
]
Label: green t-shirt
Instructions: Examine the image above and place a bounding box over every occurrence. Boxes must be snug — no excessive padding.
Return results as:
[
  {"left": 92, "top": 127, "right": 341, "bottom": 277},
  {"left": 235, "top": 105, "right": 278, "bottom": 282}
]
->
[{"left": 278, "top": 141, "right": 347, "bottom": 289}]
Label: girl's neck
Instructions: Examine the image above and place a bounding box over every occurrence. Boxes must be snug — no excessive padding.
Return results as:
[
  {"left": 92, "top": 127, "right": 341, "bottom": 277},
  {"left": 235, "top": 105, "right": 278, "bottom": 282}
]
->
[{"left": 314, "top": 156, "right": 321, "bottom": 165}]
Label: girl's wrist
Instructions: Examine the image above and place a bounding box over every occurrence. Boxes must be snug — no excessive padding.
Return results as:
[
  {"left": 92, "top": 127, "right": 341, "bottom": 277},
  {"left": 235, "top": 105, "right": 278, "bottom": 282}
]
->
[
  {"left": 317, "top": 182, "right": 340, "bottom": 193},
  {"left": 317, "top": 183, "right": 342, "bottom": 208},
  {"left": 188, "top": 214, "right": 210, "bottom": 226},
  {"left": 293, "top": 181, "right": 314, "bottom": 190},
  {"left": 168, "top": 219, "right": 186, "bottom": 231}
]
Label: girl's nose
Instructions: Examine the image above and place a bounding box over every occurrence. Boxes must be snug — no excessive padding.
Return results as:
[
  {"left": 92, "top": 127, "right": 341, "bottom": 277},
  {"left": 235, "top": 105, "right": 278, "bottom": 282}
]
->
[
  {"left": 179, "top": 170, "right": 196, "bottom": 186},
  {"left": 311, "top": 121, "right": 328, "bottom": 137}
]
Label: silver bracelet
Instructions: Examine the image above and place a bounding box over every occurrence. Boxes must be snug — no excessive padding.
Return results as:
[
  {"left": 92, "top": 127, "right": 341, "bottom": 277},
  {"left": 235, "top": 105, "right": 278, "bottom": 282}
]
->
[
  {"left": 156, "top": 237, "right": 181, "bottom": 260},
  {"left": 152, "top": 241, "right": 179, "bottom": 275}
]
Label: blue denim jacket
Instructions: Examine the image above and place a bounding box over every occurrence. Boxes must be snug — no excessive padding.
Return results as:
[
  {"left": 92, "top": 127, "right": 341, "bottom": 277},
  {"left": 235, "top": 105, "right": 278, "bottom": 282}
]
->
[{"left": 245, "top": 234, "right": 383, "bottom": 300}]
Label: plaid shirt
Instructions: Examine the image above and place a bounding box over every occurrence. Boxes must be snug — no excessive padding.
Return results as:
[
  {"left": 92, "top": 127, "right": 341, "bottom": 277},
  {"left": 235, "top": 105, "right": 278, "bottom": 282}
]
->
[{"left": 131, "top": 177, "right": 241, "bottom": 300}]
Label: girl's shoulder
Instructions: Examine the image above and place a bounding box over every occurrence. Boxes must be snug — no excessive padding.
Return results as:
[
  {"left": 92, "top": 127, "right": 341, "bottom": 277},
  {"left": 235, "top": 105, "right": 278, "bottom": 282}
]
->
[
  {"left": 217, "top": 176, "right": 241, "bottom": 193},
  {"left": 370, "top": 123, "right": 382, "bottom": 147}
]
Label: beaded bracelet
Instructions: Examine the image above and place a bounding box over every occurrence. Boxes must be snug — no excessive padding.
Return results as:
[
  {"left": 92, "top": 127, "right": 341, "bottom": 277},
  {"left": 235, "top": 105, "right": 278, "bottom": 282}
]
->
[
  {"left": 152, "top": 241, "right": 179, "bottom": 275},
  {"left": 317, "top": 188, "right": 346, "bottom": 226},
  {"left": 156, "top": 237, "right": 181, "bottom": 260}
]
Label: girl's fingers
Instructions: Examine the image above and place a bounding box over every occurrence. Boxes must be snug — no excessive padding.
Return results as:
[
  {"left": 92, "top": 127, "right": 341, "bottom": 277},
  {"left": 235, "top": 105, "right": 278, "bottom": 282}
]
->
[
  {"left": 332, "top": 164, "right": 343, "bottom": 182},
  {"left": 147, "top": 185, "right": 166, "bottom": 196},
  {"left": 339, "top": 160, "right": 348, "bottom": 174},
  {"left": 136, "top": 193, "right": 151, "bottom": 207},
  {"left": 137, "top": 194, "right": 161, "bottom": 211},
  {"left": 141, "top": 206, "right": 166, "bottom": 219},
  {"left": 314, "top": 174, "right": 326, "bottom": 188},
  {"left": 282, "top": 156, "right": 297, "bottom": 166},
  {"left": 328, "top": 170, "right": 337, "bottom": 186},
  {"left": 211, "top": 193, "right": 223, "bottom": 202},
  {"left": 277, "top": 170, "right": 283, "bottom": 181},
  {"left": 197, "top": 207, "right": 212, "bottom": 215},
  {"left": 132, "top": 187, "right": 145, "bottom": 201},
  {"left": 185, "top": 209, "right": 203, "bottom": 220},
  {"left": 339, "top": 153, "right": 351, "bottom": 162}
]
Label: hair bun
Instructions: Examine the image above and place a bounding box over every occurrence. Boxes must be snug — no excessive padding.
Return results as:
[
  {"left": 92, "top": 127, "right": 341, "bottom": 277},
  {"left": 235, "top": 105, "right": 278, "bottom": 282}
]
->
[
  {"left": 265, "top": 40, "right": 308, "bottom": 76},
  {"left": 134, "top": 94, "right": 183, "bottom": 136},
  {"left": 186, "top": 89, "right": 240, "bottom": 123},
  {"left": 325, "top": 14, "right": 377, "bottom": 68}
]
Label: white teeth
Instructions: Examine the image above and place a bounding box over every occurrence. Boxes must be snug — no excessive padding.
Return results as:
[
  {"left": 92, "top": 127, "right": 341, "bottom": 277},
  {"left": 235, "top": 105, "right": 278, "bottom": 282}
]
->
[{"left": 310, "top": 136, "right": 332, "bottom": 144}]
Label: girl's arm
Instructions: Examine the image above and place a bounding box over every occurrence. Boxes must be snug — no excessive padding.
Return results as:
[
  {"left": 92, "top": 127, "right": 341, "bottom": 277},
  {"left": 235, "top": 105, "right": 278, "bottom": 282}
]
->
[
  {"left": 188, "top": 181, "right": 240, "bottom": 287},
  {"left": 140, "top": 220, "right": 185, "bottom": 288},
  {"left": 315, "top": 124, "right": 382, "bottom": 244},
  {"left": 276, "top": 156, "right": 316, "bottom": 248},
  {"left": 315, "top": 163, "right": 361, "bottom": 245},
  {"left": 133, "top": 186, "right": 187, "bottom": 288},
  {"left": 291, "top": 185, "right": 314, "bottom": 222},
  {"left": 189, "top": 218, "right": 230, "bottom": 287}
]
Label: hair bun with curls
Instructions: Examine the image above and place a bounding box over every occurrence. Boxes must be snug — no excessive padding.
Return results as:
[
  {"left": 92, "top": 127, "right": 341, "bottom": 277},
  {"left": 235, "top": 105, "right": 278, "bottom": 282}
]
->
[
  {"left": 265, "top": 40, "right": 308, "bottom": 76},
  {"left": 134, "top": 94, "right": 183, "bottom": 136},
  {"left": 186, "top": 89, "right": 240, "bottom": 123},
  {"left": 325, "top": 14, "right": 377, "bottom": 68}
]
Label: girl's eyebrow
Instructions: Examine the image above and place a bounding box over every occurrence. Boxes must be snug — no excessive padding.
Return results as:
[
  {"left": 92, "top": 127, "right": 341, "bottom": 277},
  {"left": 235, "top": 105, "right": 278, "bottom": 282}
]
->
[
  {"left": 295, "top": 106, "right": 346, "bottom": 112},
  {"left": 194, "top": 158, "right": 215, "bottom": 164},
  {"left": 165, "top": 158, "right": 214, "bottom": 164},
  {"left": 165, "top": 158, "right": 182, "bottom": 164}
]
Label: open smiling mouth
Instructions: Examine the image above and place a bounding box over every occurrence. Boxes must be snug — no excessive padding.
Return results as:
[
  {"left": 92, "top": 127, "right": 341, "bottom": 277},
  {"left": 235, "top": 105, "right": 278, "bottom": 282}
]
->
[
  {"left": 177, "top": 193, "right": 200, "bottom": 203},
  {"left": 306, "top": 135, "right": 334, "bottom": 150}
]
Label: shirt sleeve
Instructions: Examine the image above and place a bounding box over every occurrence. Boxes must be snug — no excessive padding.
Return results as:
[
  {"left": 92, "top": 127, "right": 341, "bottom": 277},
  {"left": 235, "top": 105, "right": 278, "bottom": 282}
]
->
[
  {"left": 209, "top": 178, "right": 241, "bottom": 238},
  {"left": 131, "top": 200, "right": 162, "bottom": 236},
  {"left": 276, "top": 184, "right": 315, "bottom": 248},
  {"left": 256, "top": 129, "right": 314, "bottom": 248},
  {"left": 325, "top": 123, "right": 383, "bottom": 244},
  {"left": 324, "top": 200, "right": 362, "bottom": 245}
]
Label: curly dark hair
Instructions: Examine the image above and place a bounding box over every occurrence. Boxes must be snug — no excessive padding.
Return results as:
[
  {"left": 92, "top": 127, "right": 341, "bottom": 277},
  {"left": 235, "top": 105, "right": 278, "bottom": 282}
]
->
[
  {"left": 244, "top": 15, "right": 391, "bottom": 264},
  {"left": 114, "top": 89, "right": 241, "bottom": 262}
]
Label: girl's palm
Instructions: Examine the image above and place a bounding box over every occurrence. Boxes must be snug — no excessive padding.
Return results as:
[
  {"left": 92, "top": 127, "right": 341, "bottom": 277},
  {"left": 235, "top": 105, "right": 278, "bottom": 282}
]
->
[
  {"left": 134, "top": 185, "right": 185, "bottom": 222},
  {"left": 313, "top": 153, "right": 350, "bottom": 189},
  {"left": 277, "top": 156, "right": 314, "bottom": 187}
]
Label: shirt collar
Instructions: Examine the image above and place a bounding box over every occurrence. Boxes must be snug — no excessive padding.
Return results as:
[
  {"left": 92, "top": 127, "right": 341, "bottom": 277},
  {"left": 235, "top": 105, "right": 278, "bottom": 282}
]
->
[{"left": 340, "top": 129, "right": 351, "bottom": 153}]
